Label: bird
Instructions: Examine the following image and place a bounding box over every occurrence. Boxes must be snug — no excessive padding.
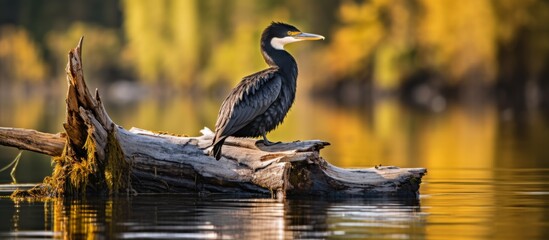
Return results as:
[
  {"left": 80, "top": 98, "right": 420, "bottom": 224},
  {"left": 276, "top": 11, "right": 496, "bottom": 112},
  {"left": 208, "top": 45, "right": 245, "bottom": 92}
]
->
[{"left": 211, "top": 22, "right": 324, "bottom": 160}]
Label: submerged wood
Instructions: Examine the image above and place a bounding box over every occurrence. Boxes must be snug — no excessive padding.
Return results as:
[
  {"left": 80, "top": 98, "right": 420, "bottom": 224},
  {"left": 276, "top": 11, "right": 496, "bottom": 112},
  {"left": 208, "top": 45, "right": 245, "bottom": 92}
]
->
[{"left": 0, "top": 37, "right": 426, "bottom": 198}]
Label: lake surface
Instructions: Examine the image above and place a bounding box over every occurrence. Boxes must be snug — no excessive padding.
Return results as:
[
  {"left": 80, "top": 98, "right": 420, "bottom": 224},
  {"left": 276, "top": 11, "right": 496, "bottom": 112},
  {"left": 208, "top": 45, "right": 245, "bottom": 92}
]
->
[
  {"left": 1, "top": 92, "right": 549, "bottom": 239},
  {"left": 1, "top": 167, "right": 548, "bottom": 239}
]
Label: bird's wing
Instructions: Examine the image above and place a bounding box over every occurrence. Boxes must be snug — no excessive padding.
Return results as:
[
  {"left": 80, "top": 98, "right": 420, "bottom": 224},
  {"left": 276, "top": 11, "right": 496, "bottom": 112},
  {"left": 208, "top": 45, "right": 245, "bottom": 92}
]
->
[{"left": 215, "top": 68, "right": 282, "bottom": 139}]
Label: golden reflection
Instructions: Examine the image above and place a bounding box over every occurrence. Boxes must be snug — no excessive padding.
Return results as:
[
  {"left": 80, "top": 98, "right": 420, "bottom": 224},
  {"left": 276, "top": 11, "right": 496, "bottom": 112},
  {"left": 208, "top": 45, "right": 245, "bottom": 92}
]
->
[
  {"left": 0, "top": 87, "right": 505, "bottom": 171},
  {"left": 5, "top": 197, "right": 426, "bottom": 239},
  {"left": 419, "top": 106, "right": 496, "bottom": 170},
  {"left": 417, "top": 106, "right": 497, "bottom": 240},
  {"left": 109, "top": 95, "right": 217, "bottom": 135},
  {"left": 54, "top": 200, "right": 101, "bottom": 239},
  {"left": 373, "top": 99, "right": 408, "bottom": 166},
  {"left": 270, "top": 93, "right": 499, "bottom": 170},
  {"left": 270, "top": 93, "right": 377, "bottom": 167},
  {"left": 4, "top": 88, "right": 534, "bottom": 239},
  {"left": 3, "top": 95, "right": 46, "bottom": 129}
]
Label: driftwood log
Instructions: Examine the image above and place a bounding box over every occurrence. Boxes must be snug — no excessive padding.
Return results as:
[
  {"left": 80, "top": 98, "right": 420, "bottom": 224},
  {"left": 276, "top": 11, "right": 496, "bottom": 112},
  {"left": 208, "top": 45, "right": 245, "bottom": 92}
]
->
[{"left": 0, "top": 38, "right": 426, "bottom": 199}]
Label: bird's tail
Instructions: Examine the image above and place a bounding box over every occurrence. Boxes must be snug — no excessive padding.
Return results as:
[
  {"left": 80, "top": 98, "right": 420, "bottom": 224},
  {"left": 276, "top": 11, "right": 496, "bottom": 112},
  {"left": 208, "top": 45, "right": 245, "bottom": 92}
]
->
[{"left": 212, "top": 137, "right": 226, "bottom": 160}]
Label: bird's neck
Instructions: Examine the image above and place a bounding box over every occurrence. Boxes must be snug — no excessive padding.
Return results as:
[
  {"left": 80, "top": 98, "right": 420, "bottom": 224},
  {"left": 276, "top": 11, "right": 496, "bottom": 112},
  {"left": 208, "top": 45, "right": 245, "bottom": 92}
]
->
[{"left": 261, "top": 43, "right": 298, "bottom": 80}]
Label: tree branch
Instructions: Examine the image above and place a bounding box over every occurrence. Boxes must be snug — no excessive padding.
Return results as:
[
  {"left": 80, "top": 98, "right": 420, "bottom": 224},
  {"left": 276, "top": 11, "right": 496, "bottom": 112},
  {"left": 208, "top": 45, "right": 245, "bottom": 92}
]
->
[{"left": 0, "top": 127, "right": 65, "bottom": 156}]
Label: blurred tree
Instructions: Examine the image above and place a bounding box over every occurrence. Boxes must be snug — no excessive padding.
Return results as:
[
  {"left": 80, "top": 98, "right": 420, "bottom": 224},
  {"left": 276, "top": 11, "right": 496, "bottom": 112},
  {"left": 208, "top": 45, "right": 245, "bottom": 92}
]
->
[
  {"left": 322, "top": 0, "right": 385, "bottom": 82},
  {"left": 0, "top": 26, "right": 47, "bottom": 83},
  {"left": 121, "top": 0, "right": 199, "bottom": 86},
  {"left": 0, "top": 0, "right": 121, "bottom": 44},
  {"left": 494, "top": 0, "right": 549, "bottom": 110},
  {"left": 418, "top": 0, "right": 497, "bottom": 84},
  {"left": 318, "top": 0, "right": 549, "bottom": 107},
  {"left": 321, "top": 0, "right": 417, "bottom": 91},
  {"left": 199, "top": 0, "right": 290, "bottom": 89},
  {"left": 1, "top": 0, "right": 548, "bottom": 105},
  {"left": 46, "top": 23, "right": 123, "bottom": 83}
]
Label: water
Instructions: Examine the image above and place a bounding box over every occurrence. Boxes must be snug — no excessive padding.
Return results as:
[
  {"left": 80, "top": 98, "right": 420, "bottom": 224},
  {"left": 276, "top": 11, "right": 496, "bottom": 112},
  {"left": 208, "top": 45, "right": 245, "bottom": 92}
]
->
[
  {"left": 1, "top": 92, "right": 549, "bottom": 239},
  {"left": 0, "top": 168, "right": 548, "bottom": 239}
]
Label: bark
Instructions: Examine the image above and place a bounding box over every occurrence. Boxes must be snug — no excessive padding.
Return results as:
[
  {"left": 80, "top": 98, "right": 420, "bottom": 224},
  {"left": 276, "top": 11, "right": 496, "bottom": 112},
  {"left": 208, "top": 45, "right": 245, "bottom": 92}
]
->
[
  {"left": 0, "top": 128, "right": 65, "bottom": 156},
  {"left": 1, "top": 37, "right": 426, "bottom": 199}
]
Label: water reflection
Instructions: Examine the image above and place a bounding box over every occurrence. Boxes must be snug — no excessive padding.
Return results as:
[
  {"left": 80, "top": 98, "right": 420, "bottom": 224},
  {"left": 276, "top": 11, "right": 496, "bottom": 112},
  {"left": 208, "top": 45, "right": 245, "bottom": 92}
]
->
[
  {"left": 2, "top": 88, "right": 549, "bottom": 182},
  {"left": 421, "top": 168, "right": 549, "bottom": 240},
  {"left": 1, "top": 91, "right": 549, "bottom": 238},
  {"left": 1, "top": 167, "right": 548, "bottom": 240},
  {"left": 0, "top": 195, "right": 424, "bottom": 239}
]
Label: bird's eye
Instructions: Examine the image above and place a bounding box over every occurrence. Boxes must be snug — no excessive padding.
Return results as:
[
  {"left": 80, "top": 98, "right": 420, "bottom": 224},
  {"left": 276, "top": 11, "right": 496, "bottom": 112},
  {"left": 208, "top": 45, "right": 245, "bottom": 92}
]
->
[{"left": 287, "top": 31, "right": 300, "bottom": 36}]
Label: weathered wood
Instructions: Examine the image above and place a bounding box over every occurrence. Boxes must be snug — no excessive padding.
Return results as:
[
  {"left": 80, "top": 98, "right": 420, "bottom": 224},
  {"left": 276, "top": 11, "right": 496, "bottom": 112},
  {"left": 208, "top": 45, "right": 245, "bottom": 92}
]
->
[
  {"left": 0, "top": 127, "right": 65, "bottom": 156},
  {"left": 126, "top": 127, "right": 425, "bottom": 198},
  {"left": 0, "top": 37, "right": 426, "bottom": 199}
]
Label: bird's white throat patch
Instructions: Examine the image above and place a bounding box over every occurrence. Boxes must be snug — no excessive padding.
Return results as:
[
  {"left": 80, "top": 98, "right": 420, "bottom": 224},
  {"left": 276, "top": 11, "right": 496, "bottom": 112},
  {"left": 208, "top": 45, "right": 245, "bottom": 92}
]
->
[{"left": 270, "top": 36, "right": 303, "bottom": 50}]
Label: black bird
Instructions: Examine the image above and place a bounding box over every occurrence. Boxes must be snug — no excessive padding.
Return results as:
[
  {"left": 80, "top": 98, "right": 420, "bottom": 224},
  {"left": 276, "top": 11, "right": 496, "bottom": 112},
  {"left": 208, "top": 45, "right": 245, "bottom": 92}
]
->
[{"left": 212, "top": 22, "right": 324, "bottom": 160}]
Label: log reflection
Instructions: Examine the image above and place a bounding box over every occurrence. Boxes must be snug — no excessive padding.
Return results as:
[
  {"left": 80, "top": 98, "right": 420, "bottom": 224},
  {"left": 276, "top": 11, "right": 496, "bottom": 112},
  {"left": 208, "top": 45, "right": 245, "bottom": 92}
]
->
[{"left": 2, "top": 195, "right": 425, "bottom": 239}]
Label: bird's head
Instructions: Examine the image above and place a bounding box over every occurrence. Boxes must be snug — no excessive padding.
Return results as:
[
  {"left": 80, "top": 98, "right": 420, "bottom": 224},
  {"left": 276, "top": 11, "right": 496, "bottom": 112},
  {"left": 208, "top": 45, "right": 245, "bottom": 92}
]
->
[{"left": 262, "top": 22, "right": 324, "bottom": 50}]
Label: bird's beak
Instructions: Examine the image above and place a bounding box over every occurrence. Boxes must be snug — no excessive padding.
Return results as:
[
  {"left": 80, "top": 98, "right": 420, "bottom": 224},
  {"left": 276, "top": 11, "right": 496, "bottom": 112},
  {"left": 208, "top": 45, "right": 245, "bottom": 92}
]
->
[{"left": 293, "top": 32, "right": 325, "bottom": 41}]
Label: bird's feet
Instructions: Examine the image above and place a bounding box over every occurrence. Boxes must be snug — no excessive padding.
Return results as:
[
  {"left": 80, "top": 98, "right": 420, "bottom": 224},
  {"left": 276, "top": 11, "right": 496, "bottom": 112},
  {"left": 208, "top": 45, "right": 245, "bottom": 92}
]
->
[
  {"left": 257, "top": 132, "right": 281, "bottom": 146},
  {"left": 256, "top": 139, "right": 281, "bottom": 146},
  {"left": 263, "top": 139, "right": 281, "bottom": 146},
  {"left": 256, "top": 136, "right": 281, "bottom": 146}
]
